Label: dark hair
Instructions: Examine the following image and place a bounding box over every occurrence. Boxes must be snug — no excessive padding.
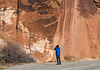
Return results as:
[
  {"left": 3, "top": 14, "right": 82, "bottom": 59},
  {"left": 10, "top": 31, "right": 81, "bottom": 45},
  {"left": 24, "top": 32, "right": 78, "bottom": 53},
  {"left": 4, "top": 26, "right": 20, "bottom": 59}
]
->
[{"left": 56, "top": 45, "right": 59, "bottom": 48}]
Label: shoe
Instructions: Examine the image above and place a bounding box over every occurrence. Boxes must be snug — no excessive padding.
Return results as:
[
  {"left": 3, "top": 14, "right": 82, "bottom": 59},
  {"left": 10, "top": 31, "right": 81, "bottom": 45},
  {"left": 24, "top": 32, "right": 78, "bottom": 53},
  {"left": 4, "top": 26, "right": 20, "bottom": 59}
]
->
[
  {"left": 56, "top": 64, "right": 59, "bottom": 65},
  {"left": 59, "top": 63, "right": 61, "bottom": 65}
]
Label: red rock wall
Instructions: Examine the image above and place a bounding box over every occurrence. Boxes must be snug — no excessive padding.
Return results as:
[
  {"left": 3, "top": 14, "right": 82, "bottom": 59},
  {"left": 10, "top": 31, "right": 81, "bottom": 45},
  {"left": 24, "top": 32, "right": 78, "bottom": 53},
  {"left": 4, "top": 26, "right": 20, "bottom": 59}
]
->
[
  {"left": 55, "top": 0, "right": 100, "bottom": 60},
  {"left": 0, "top": 0, "right": 100, "bottom": 62},
  {"left": 0, "top": 0, "right": 61, "bottom": 62}
]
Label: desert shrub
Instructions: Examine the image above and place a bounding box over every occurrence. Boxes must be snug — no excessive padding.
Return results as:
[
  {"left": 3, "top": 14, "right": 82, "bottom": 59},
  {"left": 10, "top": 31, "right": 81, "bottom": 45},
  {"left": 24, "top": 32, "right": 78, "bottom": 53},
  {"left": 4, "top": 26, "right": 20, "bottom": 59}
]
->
[
  {"left": 0, "top": 42, "right": 36, "bottom": 63},
  {"left": 64, "top": 56, "right": 77, "bottom": 62}
]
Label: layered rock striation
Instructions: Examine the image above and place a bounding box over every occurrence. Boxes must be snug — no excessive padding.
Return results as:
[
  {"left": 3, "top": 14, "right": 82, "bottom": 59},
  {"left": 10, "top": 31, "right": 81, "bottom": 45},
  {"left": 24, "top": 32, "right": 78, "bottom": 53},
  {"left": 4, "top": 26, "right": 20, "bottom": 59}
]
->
[{"left": 0, "top": 0, "right": 100, "bottom": 62}]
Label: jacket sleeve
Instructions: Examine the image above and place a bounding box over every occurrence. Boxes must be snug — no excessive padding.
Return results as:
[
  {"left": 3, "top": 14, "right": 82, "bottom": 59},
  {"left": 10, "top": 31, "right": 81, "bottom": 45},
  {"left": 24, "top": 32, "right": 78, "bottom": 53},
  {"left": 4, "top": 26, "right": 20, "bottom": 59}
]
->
[{"left": 54, "top": 47, "right": 56, "bottom": 50}]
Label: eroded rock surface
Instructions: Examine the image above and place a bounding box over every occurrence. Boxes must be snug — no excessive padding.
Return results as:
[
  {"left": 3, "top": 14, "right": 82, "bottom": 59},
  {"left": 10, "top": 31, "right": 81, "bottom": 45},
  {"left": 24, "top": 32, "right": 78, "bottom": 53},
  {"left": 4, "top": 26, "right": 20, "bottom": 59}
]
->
[
  {"left": 55, "top": 0, "right": 100, "bottom": 60},
  {"left": 0, "top": 0, "right": 100, "bottom": 62},
  {"left": 0, "top": 0, "right": 61, "bottom": 62}
]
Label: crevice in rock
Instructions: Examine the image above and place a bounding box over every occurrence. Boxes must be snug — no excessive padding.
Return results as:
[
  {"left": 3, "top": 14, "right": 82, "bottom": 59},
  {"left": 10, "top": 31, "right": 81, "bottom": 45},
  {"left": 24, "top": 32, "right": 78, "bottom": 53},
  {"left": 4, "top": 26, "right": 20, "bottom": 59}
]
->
[
  {"left": 93, "top": 0, "right": 100, "bottom": 8},
  {"left": 0, "top": 21, "right": 6, "bottom": 32},
  {"left": 16, "top": 0, "right": 20, "bottom": 30},
  {"left": 29, "top": 32, "right": 32, "bottom": 53}
]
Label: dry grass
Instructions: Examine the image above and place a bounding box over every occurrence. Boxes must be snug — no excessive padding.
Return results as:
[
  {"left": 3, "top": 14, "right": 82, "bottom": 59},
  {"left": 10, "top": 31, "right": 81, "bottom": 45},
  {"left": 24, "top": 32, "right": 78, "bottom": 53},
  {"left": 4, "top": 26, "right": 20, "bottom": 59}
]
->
[
  {"left": 64, "top": 55, "right": 100, "bottom": 62},
  {"left": 64, "top": 56, "right": 77, "bottom": 62}
]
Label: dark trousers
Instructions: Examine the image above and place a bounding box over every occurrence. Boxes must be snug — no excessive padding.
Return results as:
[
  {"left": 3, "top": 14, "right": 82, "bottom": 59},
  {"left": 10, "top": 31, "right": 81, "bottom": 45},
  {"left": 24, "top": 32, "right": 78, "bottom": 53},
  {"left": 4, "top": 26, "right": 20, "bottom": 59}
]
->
[{"left": 56, "top": 55, "right": 61, "bottom": 64}]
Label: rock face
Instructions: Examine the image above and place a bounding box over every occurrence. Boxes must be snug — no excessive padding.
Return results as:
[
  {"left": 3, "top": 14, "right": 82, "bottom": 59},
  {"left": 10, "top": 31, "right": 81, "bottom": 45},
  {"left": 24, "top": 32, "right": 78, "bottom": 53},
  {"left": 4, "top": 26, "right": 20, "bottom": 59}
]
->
[
  {"left": 0, "top": 0, "right": 100, "bottom": 62},
  {"left": 55, "top": 0, "right": 100, "bottom": 60},
  {"left": 0, "top": 0, "right": 61, "bottom": 62}
]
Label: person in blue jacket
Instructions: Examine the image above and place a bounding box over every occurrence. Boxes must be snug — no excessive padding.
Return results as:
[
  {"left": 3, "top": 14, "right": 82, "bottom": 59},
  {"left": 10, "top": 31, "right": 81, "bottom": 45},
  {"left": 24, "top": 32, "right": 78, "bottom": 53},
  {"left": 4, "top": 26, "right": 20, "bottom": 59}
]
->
[{"left": 54, "top": 45, "right": 61, "bottom": 65}]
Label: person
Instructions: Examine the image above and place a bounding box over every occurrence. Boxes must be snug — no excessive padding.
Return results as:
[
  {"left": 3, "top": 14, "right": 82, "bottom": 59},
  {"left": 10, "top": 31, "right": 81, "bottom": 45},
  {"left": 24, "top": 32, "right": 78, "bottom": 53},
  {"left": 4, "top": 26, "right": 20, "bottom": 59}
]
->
[{"left": 54, "top": 45, "right": 61, "bottom": 65}]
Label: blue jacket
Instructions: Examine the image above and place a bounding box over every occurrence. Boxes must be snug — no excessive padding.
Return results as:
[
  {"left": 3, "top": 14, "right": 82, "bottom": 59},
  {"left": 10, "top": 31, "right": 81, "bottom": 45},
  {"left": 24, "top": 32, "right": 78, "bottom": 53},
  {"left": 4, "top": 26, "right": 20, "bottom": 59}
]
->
[{"left": 54, "top": 47, "right": 60, "bottom": 56}]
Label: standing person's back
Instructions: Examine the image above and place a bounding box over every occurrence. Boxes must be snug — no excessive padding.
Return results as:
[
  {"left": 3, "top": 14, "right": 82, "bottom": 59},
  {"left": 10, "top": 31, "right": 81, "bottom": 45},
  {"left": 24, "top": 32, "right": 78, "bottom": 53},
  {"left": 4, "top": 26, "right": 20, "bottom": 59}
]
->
[
  {"left": 54, "top": 45, "right": 61, "bottom": 65},
  {"left": 54, "top": 46, "right": 60, "bottom": 56}
]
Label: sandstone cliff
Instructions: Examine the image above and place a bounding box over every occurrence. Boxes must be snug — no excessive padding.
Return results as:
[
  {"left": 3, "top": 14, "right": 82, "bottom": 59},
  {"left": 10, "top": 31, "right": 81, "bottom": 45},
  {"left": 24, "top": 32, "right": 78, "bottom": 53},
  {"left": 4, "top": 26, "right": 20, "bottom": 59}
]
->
[
  {"left": 55, "top": 0, "right": 100, "bottom": 60},
  {"left": 0, "top": 0, "right": 100, "bottom": 62}
]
